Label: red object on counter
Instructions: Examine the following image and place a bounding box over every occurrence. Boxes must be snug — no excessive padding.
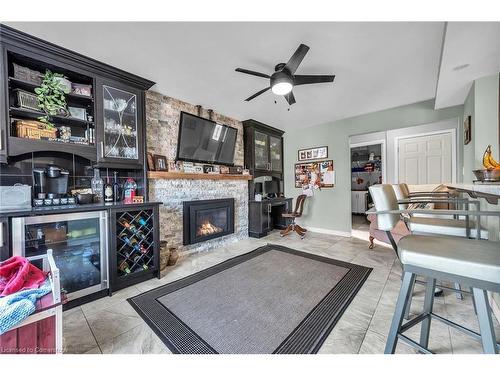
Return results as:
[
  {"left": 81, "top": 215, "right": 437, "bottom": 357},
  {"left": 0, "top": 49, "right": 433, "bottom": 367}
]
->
[{"left": 0, "top": 256, "right": 47, "bottom": 297}]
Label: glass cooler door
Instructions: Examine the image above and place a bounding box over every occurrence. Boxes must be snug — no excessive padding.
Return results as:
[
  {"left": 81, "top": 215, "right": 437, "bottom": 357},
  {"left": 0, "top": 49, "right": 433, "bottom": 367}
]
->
[{"left": 12, "top": 211, "right": 109, "bottom": 301}]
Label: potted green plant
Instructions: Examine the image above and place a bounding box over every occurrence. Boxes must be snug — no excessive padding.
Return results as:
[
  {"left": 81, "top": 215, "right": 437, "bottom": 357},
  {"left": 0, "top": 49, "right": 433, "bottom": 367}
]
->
[{"left": 34, "top": 69, "right": 70, "bottom": 128}]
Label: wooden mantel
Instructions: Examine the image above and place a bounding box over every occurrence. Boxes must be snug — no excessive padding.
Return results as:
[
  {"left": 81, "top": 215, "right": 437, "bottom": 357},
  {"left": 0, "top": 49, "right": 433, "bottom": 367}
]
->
[{"left": 147, "top": 171, "right": 253, "bottom": 181}]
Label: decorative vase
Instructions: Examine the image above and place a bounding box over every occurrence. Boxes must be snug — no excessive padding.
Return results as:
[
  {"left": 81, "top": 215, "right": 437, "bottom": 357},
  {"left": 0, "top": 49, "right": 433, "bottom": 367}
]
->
[
  {"left": 167, "top": 247, "right": 179, "bottom": 266},
  {"left": 159, "top": 240, "right": 170, "bottom": 271}
]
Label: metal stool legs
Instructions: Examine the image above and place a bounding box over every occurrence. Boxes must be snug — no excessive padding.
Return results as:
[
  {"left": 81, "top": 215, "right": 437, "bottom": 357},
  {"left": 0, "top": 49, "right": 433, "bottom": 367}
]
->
[
  {"left": 386, "top": 271, "right": 500, "bottom": 354},
  {"left": 472, "top": 288, "right": 498, "bottom": 354},
  {"left": 385, "top": 271, "right": 416, "bottom": 354},
  {"left": 419, "top": 278, "right": 436, "bottom": 349}
]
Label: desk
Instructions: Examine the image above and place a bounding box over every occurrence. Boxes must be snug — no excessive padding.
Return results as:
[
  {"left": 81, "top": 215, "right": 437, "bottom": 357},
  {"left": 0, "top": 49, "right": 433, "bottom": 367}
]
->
[{"left": 248, "top": 197, "right": 293, "bottom": 238}]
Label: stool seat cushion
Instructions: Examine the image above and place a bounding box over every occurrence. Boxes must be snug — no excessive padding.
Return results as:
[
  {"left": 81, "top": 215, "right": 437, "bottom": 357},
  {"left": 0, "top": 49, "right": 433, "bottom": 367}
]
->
[
  {"left": 398, "top": 235, "right": 500, "bottom": 285},
  {"left": 408, "top": 217, "right": 488, "bottom": 239}
]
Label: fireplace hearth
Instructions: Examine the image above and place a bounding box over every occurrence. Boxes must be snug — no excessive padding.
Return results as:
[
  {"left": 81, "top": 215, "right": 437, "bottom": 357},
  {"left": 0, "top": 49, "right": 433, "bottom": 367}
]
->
[{"left": 183, "top": 198, "right": 235, "bottom": 245}]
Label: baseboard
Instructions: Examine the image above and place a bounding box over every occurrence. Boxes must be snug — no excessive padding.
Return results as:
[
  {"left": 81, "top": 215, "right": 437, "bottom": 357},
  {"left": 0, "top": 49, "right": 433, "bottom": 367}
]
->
[{"left": 305, "top": 227, "right": 351, "bottom": 237}]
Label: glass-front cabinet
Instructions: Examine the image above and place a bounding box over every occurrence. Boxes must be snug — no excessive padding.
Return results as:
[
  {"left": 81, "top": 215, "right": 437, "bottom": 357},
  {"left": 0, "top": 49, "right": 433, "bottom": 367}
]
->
[
  {"left": 12, "top": 211, "right": 109, "bottom": 301},
  {"left": 254, "top": 131, "right": 269, "bottom": 171},
  {"left": 96, "top": 78, "right": 144, "bottom": 167},
  {"left": 269, "top": 136, "right": 282, "bottom": 173}
]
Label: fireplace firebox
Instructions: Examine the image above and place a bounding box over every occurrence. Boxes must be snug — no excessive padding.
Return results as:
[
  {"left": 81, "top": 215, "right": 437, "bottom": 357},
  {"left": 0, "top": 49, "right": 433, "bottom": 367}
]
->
[{"left": 183, "top": 198, "right": 235, "bottom": 245}]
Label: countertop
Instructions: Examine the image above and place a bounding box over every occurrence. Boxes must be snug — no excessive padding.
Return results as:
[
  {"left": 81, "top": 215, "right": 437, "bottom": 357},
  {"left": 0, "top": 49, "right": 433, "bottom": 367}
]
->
[
  {"left": 446, "top": 183, "right": 500, "bottom": 196},
  {"left": 0, "top": 201, "right": 162, "bottom": 218}
]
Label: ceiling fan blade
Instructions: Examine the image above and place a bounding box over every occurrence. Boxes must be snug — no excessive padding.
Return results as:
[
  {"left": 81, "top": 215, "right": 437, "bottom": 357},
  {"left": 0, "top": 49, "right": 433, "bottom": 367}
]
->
[
  {"left": 294, "top": 75, "right": 335, "bottom": 86},
  {"left": 285, "top": 44, "right": 310, "bottom": 74},
  {"left": 284, "top": 91, "right": 296, "bottom": 106},
  {"left": 245, "top": 87, "right": 271, "bottom": 101},
  {"left": 235, "top": 68, "right": 270, "bottom": 79}
]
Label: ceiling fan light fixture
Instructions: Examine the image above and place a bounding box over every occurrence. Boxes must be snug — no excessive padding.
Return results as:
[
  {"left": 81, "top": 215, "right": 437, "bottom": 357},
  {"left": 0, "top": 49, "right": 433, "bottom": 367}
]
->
[{"left": 271, "top": 81, "right": 293, "bottom": 95}]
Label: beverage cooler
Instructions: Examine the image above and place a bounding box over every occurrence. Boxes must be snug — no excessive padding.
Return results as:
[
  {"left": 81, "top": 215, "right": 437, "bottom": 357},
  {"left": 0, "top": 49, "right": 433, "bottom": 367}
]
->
[{"left": 11, "top": 211, "right": 109, "bottom": 301}]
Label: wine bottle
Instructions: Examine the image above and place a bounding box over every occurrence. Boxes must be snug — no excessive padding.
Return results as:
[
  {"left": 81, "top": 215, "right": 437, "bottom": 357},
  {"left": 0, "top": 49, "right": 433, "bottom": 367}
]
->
[
  {"left": 138, "top": 217, "right": 147, "bottom": 226},
  {"left": 104, "top": 176, "right": 113, "bottom": 203},
  {"left": 91, "top": 168, "right": 104, "bottom": 202},
  {"left": 119, "top": 232, "right": 132, "bottom": 246},
  {"left": 118, "top": 260, "right": 131, "bottom": 274},
  {"left": 112, "top": 172, "right": 121, "bottom": 203}
]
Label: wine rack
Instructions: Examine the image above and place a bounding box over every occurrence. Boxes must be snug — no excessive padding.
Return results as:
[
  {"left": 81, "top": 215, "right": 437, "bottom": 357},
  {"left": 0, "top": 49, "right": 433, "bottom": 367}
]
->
[{"left": 115, "top": 209, "right": 155, "bottom": 276}]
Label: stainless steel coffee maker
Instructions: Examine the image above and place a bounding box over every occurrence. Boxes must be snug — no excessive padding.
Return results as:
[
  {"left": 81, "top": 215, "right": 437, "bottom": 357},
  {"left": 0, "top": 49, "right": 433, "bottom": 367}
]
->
[{"left": 33, "top": 165, "right": 70, "bottom": 199}]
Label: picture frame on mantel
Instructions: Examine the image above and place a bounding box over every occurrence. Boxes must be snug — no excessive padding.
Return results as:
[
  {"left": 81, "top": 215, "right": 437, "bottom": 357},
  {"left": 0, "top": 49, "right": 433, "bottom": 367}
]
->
[
  {"left": 153, "top": 154, "right": 168, "bottom": 171},
  {"left": 298, "top": 146, "right": 328, "bottom": 161}
]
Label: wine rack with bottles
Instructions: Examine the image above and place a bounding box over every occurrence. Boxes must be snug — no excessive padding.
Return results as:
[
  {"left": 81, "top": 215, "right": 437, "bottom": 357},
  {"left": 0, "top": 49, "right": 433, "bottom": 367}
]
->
[
  {"left": 116, "top": 209, "right": 154, "bottom": 275},
  {"left": 109, "top": 203, "right": 160, "bottom": 292}
]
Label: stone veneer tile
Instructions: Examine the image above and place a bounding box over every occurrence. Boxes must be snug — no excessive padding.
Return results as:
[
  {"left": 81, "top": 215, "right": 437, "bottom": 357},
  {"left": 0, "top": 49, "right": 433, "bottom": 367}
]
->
[{"left": 145, "top": 91, "right": 248, "bottom": 255}]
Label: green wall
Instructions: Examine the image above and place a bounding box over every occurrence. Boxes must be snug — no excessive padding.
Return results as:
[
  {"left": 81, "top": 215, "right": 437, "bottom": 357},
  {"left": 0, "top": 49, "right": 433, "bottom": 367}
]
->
[
  {"left": 283, "top": 99, "right": 464, "bottom": 233},
  {"left": 463, "top": 83, "right": 476, "bottom": 183}
]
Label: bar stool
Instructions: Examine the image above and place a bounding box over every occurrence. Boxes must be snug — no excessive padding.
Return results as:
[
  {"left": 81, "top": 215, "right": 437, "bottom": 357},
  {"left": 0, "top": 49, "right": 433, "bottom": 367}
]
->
[{"left": 369, "top": 184, "right": 500, "bottom": 354}]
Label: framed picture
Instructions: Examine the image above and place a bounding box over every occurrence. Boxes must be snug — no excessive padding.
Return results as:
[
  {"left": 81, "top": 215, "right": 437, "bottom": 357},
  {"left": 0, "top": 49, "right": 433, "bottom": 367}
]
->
[
  {"left": 147, "top": 153, "right": 155, "bottom": 171},
  {"left": 194, "top": 165, "right": 204, "bottom": 174},
  {"left": 298, "top": 146, "right": 328, "bottom": 161},
  {"left": 203, "top": 165, "right": 214, "bottom": 173},
  {"left": 183, "top": 162, "right": 195, "bottom": 173},
  {"left": 220, "top": 166, "right": 230, "bottom": 174},
  {"left": 464, "top": 115, "right": 472, "bottom": 145},
  {"left": 295, "top": 160, "right": 335, "bottom": 188},
  {"left": 153, "top": 154, "right": 168, "bottom": 171}
]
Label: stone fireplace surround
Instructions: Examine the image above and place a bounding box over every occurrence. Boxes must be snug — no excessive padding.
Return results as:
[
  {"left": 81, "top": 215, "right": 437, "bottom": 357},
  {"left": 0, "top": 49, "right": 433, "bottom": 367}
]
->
[{"left": 146, "top": 91, "right": 248, "bottom": 257}]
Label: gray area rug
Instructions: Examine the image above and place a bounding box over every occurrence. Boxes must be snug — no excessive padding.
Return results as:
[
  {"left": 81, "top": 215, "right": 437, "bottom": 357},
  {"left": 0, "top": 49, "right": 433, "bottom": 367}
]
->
[{"left": 128, "top": 244, "right": 371, "bottom": 354}]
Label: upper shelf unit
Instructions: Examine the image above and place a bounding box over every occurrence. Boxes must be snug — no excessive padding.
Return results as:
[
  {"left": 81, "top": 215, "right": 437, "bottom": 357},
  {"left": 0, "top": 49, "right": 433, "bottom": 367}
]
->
[{"left": 0, "top": 24, "right": 155, "bottom": 165}]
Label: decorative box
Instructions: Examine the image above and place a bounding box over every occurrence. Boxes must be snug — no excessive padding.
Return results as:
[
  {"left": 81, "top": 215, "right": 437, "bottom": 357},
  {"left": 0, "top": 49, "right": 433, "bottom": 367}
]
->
[{"left": 15, "top": 120, "right": 57, "bottom": 140}]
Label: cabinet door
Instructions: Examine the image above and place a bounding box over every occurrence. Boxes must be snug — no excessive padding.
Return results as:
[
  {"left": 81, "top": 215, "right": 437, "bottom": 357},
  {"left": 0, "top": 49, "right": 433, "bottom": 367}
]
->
[
  {"left": 269, "top": 136, "right": 282, "bottom": 173},
  {"left": 263, "top": 203, "right": 271, "bottom": 231},
  {"left": 254, "top": 130, "right": 269, "bottom": 171},
  {"left": 96, "top": 78, "right": 144, "bottom": 166},
  {"left": 0, "top": 217, "right": 9, "bottom": 261},
  {"left": 0, "top": 46, "right": 8, "bottom": 163}
]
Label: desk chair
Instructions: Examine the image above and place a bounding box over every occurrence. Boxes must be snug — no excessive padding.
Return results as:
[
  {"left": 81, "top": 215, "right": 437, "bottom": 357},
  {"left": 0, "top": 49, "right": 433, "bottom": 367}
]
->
[{"left": 280, "top": 194, "right": 307, "bottom": 239}]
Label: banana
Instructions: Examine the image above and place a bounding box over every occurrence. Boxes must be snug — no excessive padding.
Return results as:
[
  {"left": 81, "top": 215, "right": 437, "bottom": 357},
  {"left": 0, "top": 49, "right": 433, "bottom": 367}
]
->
[{"left": 482, "top": 145, "right": 500, "bottom": 169}]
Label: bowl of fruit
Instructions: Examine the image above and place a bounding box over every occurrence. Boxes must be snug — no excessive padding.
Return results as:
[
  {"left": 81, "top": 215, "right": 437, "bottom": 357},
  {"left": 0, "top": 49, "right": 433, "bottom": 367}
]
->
[{"left": 473, "top": 145, "right": 500, "bottom": 182}]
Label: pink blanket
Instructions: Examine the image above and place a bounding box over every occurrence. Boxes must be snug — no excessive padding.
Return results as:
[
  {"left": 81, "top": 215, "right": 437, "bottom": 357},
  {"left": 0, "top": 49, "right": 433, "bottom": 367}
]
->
[{"left": 0, "top": 256, "right": 47, "bottom": 297}]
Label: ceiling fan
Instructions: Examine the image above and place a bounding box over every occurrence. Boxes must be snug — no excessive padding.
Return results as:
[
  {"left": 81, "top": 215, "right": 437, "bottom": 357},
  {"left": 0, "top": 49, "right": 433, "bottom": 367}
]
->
[{"left": 235, "top": 43, "right": 335, "bottom": 106}]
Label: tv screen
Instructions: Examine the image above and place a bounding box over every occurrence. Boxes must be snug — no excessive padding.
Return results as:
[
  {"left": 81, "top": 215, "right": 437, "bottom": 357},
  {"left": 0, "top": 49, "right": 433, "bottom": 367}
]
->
[{"left": 176, "top": 112, "right": 237, "bottom": 165}]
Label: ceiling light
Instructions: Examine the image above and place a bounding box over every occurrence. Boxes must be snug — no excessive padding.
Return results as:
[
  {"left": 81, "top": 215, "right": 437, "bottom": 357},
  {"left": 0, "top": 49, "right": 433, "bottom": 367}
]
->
[
  {"left": 272, "top": 81, "right": 293, "bottom": 95},
  {"left": 270, "top": 71, "right": 293, "bottom": 95}
]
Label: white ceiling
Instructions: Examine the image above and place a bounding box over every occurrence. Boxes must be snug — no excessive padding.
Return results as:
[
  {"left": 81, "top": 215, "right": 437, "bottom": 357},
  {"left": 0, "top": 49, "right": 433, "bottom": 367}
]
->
[
  {"left": 434, "top": 22, "right": 500, "bottom": 109},
  {"left": 6, "top": 22, "right": 447, "bottom": 130}
]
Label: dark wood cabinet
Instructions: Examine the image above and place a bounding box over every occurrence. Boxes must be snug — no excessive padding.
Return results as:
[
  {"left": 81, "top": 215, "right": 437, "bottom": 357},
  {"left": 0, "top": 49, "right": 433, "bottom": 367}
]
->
[
  {"left": 0, "top": 217, "right": 9, "bottom": 260},
  {"left": 108, "top": 203, "right": 160, "bottom": 293},
  {"left": 248, "top": 198, "right": 292, "bottom": 238},
  {"left": 243, "top": 119, "right": 284, "bottom": 178},
  {"left": 95, "top": 78, "right": 145, "bottom": 168},
  {"left": 0, "top": 24, "right": 154, "bottom": 167}
]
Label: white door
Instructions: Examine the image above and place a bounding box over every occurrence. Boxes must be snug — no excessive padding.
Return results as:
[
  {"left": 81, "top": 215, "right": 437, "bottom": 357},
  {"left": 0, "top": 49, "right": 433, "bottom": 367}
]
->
[{"left": 398, "top": 132, "right": 453, "bottom": 184}]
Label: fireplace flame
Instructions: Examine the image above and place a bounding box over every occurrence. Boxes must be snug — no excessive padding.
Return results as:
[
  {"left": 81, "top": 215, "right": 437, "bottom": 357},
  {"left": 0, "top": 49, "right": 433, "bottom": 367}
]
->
[{"left": 197, "top": 220, "right": 223, "bottom": 236}]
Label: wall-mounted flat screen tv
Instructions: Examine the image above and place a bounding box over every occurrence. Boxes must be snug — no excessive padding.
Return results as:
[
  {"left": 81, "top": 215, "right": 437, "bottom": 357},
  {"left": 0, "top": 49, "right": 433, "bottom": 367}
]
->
[{"left": 176, "top": 112, "right": 238, "bottom": 165}]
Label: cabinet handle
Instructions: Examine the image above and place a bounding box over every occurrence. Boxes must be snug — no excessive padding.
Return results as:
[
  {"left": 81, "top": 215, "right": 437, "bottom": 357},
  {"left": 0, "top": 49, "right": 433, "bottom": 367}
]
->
[
  {"left": 0, "top": 129, "right": 3, "bottom": 151},
  {"left": 100, "top": 142, "right": 104, "bottom": 157}
]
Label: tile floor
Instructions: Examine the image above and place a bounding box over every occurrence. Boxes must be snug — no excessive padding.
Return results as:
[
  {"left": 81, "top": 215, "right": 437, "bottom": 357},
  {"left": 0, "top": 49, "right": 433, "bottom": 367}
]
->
[{"left": 63, "top": 230, "right": 500, "bottom": 354}]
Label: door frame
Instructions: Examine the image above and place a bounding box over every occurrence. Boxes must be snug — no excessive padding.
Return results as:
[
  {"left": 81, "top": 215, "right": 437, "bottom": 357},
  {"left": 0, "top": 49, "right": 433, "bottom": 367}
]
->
[
  {"left": 394, "top": 128, "right": 457, "bottom": 184},
  {"left": 349, "top": 139, "right": 387, "bottom": 184}
]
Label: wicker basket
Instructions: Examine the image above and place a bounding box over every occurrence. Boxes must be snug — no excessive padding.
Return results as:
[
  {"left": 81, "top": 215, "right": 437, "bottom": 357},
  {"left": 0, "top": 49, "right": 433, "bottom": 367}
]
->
[
  {"left": 15, "top": 120, "right": 57, "bottom": 140},
  {"left": 13, "top": 63, "right": 43, "bottom": 85},
  {"left": 14, "top": 89, "right": 40, "bottom": 111}
]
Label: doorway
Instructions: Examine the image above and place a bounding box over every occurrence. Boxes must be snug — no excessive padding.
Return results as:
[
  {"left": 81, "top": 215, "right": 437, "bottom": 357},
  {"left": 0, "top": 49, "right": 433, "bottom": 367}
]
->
[{"left": 349, "top": 140, "right": 385, "bottom": 241}]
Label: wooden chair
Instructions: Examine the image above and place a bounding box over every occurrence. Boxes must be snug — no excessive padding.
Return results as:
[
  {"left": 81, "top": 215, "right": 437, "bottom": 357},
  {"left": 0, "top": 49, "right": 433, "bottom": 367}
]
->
[{"left": 280, "top": 194, "right": 307, "bottom": 239}]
